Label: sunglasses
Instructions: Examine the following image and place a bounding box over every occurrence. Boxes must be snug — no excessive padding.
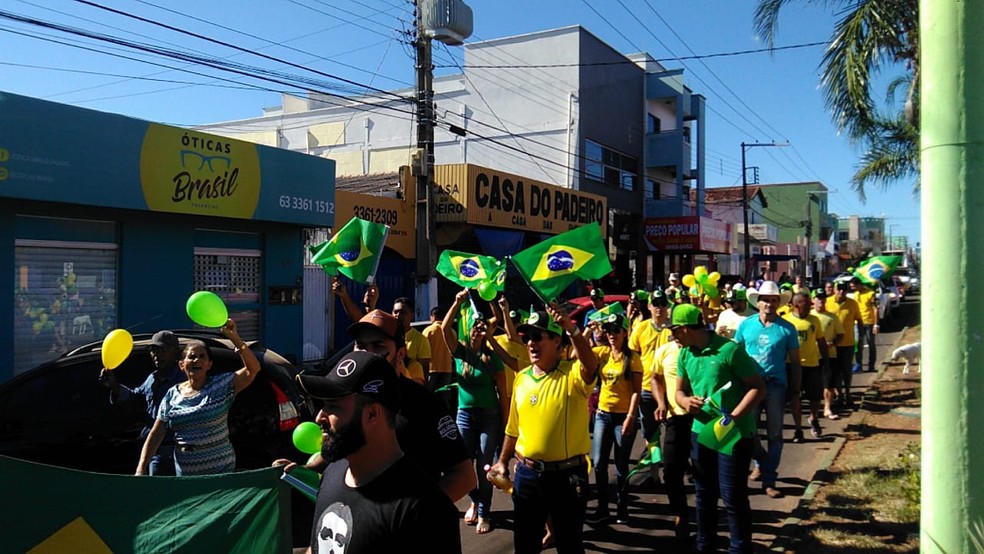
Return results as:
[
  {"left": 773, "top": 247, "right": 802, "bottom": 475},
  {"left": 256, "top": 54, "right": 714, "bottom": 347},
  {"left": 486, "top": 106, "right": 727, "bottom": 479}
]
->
[
  {"left": 519, "top": 331, "right": 551, "bottom": 343},
  {"left": 602, "top": 325, "right": 624, "bottom": 334}
]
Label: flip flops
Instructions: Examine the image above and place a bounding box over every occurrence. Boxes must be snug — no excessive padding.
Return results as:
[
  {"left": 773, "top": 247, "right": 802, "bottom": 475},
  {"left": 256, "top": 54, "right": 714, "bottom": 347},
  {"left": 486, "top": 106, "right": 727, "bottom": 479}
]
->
[
  {"left": 476, "top": 517, "right": 492, "bottom": 534},
  {"left": 824, "top": 411, "right": 841, "bottom": 420},
  {"left": 464, "top": 504, "right": 478, "bottom": 526}
]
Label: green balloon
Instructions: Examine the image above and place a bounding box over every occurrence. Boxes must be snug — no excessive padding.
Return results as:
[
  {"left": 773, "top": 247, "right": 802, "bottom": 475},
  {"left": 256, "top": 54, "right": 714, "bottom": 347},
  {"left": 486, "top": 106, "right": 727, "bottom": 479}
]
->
[
  {"left": 292, "top": 421, "right": 323, "bottom": 455},
  {"left": 477, "top": 281, "right": 497, "bottom": 301},
  {"left": 186, "top": 291, "right": 228, "bottom": 328},
  {"left": 705, "top": 284, "right": 719, "bottom": 299}
]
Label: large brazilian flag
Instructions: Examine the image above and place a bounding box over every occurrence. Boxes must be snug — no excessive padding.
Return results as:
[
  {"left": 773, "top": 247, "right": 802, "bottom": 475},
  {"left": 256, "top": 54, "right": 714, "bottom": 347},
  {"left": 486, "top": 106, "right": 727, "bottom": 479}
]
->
[
  {"left": 0, "top": 456, "right": 291, "bottom": 553},
  {"left": 511, "top": 222, "right": 612, "bottom": 302}
]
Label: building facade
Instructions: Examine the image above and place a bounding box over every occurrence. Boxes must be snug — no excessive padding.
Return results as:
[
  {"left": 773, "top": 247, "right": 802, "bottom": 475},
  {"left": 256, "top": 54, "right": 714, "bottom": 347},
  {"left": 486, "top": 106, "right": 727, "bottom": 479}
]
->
[
  {"left": 196, "top": 25, "right": 706, "bottom": 298},
  {"left": 0, "top": 92, "right": 335, "bottom": 381}
]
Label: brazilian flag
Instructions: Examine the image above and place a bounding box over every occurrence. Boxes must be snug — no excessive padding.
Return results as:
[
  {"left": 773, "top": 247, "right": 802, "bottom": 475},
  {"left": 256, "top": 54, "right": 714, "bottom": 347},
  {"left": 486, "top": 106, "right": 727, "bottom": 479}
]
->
[
  {"left": 588, "top": 302, "right": 626, "bottom": 324},
  {"left": 511, "top": 223, "right": 612, "bottom": 301},
  {"left": 852, "top": 255, "right": 902, "bottom": 286},
  {"left": 436, "top": 250, "right": 505, "bottom": 290},
  {"left": 310, "top": 217, "right": 388, "bottom": 284},
  {"left": 697, "top": 415, "right": 742, "bottom": 456}
]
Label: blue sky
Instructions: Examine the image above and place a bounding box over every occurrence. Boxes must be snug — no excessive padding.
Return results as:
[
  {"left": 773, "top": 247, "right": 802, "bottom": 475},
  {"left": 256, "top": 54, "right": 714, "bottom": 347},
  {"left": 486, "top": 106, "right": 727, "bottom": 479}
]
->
[{"left": 0, "top": 0, "right": 920, "bottom": 245}]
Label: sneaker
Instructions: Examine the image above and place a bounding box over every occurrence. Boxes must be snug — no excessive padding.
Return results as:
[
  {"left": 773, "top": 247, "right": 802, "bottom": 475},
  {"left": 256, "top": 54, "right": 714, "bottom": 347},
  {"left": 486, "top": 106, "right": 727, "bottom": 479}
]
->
[
  {"left": 749, "top": 467, "right": 762, "bottom": 481},
  {"left": 810, "top": 417, "right": 822, "bottom": 438},
  {"left": 791, "top": 429, "right": 804, "bottom": 443},
  {"left": 763, "top": 485, "right": 784, "bottom": 499}
]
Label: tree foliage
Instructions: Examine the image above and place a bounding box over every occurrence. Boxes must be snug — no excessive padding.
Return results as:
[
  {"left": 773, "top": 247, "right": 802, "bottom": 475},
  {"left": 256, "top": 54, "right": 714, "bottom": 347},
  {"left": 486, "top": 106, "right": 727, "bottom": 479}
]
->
[{"left": 754, "top": 0, "right": 919, "bottom": 201}]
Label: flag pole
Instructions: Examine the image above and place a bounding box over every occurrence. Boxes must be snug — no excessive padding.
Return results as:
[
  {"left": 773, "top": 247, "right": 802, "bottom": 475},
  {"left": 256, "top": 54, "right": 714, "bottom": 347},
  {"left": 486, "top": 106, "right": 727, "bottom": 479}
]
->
[
  {"left": 367, "top": 225, "right": 390, "bottom": 284},
  {"left": 507, "top": 255, "right": 551, "bottom": 308}
]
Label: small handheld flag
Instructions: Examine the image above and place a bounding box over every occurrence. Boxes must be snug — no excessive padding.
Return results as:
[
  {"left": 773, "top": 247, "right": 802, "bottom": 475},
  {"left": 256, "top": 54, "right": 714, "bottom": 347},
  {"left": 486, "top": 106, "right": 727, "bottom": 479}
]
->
[
  {"left": 436, "top": 250, "right": 506, "bottom": 293},
  {"left": 852, "top": 255, "right": 902, "bottom": 286},
  {"left": 310, "top": 217, "right": 388, "bottom": 284}
]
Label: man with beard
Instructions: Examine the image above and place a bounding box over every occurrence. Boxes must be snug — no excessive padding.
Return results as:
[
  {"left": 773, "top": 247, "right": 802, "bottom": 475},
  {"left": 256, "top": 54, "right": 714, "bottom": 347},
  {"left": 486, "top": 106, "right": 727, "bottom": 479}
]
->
[
  {"left": 99, "top": 330, "right": 184, "bottom": 475},
  {"left": 298, "top": 351, "right": 461, "bottom": 553},
  {"left": 282, "top": 310, "right": 475, "bottom": 502}
]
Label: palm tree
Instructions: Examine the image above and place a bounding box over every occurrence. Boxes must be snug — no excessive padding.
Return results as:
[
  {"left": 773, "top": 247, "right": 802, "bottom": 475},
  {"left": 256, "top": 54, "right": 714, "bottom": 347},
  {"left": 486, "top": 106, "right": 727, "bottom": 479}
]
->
[{"left": 754, "top": 0, "right": 919, "bottom": 201}]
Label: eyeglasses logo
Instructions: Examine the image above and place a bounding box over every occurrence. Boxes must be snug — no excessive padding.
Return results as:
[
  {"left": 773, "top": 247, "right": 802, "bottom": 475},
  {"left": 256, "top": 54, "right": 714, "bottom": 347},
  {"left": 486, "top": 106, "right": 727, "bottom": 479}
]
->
[{"left": 140, "top": 124, "right": 260, "bottom": 219}]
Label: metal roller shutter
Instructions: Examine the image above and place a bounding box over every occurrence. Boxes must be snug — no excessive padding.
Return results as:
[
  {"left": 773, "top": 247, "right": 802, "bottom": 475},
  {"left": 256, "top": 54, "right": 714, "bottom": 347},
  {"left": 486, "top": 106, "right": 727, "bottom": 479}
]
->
[
  {"left": 14, "top": 240, "right": 118, "bottom": 375},
  {"left": 193, "top": 247, "right": 262, "bottom": 340}
]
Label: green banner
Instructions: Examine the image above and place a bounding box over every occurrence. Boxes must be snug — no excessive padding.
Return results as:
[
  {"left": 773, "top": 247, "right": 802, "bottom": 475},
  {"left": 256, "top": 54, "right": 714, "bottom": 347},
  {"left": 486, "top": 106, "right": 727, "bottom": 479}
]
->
[{"left": 0, "top": 456, "right": 292, "bottom": 553}]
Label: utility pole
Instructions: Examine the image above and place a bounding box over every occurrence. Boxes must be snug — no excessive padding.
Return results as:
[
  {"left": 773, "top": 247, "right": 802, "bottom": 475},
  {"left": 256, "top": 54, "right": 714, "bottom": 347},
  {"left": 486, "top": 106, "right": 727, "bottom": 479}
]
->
[
  {"left": 740, "top": 141, "right": 787, "bottom": 281},
  {"left": 414, "top": 2, "right": 435, "bottom": 289}
]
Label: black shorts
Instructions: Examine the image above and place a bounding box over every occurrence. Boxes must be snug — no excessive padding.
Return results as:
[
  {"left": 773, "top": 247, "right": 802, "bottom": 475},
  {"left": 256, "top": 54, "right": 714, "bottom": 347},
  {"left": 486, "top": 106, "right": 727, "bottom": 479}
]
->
[
  {"left": 822, "top": 359, "right": 839, "bottom": 389},
  {"left": 801, "top": 365, "right": 823, "bottom": 402}
]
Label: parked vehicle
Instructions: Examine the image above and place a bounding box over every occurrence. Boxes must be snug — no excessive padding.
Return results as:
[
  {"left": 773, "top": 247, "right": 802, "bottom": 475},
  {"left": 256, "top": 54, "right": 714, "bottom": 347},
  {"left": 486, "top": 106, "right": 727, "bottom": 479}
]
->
[
  {"left": 0, "top": 331, "right": 313, "bottom": 474},
  {"left": 894, "top": 267, "right": 920, "bottom": 293},
  {"left": 560, "top": 294, "right": 632, "bottom": 326}
]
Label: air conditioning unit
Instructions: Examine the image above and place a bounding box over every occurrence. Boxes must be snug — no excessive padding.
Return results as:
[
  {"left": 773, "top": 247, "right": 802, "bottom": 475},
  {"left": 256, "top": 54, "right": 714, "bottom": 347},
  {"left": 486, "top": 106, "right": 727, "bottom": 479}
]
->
[{"left": 420, "top": 0, "right": 473, "bottom": 46}]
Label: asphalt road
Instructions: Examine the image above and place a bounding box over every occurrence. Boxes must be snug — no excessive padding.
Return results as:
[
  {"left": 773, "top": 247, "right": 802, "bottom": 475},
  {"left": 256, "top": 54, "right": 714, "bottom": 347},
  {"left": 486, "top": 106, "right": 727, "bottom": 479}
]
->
[{"left": 456, "top": 296, "right": 919, "bottom": 553}]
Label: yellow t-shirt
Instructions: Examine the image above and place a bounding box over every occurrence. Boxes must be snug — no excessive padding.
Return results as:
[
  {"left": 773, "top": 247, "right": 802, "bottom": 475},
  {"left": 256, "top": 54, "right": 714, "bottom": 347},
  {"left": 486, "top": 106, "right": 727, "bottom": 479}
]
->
[
  {"left": 421, "top": 322, "right": 452, "bottom": 374},
  {"left": 826, "top": 297, "right": 862, "bottom": 346},
  {"left": 651, "top": 341, "right": 686, "bottom": 417},
  {"left": 812, "top": 310, "right": 842, "bottom": 358},
  {"left": 628, "top": 321, "right": 670, "bottom": 393},
  {"left": 404, "top": 359, "right": 425, "bottom": 384},
  {"left": 782, "top": 312, "right": 823, "bottom": 367},
  {"left": 593, "top": 346, "right": 643, "bottom": 413},
  {"left": 405, "top": 327, "right": 431, "bottom": 366},
  {"left": 853, "top": 288, "right": 878, "bottom": 325},
  {"left": 506, "top": 360, "right": 592, "bottom": 462},
  {"left": 495, "top": 334, "right": 530, "bottom": 396}
]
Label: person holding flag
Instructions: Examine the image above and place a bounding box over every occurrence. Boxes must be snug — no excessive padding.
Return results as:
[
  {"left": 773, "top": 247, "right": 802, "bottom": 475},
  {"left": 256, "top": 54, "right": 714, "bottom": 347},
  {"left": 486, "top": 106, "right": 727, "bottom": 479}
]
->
[
  {"left": 671, "top": 304, "right": 765, "bottom": 554},
  {"left": 441, "top": 289, "right": 512, "bottom": 535},
  {"left": 488, "top": 304, "right": 598, "bottom": 553}
]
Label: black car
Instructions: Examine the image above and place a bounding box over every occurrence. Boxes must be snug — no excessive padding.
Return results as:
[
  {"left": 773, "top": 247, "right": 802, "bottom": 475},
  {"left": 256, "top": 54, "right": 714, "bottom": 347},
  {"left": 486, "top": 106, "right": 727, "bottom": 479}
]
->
[{"left": 0, "top": 330, "right": 315, "bottom": 474}]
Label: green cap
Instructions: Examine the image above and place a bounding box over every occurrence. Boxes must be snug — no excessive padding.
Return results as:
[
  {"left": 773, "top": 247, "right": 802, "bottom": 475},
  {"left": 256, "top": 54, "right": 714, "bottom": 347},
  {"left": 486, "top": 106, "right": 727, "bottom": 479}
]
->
[
  {"left": 517, "top": 310, "right": 564, "bottom": 337},
  {"left": 669, "top": 304, "right": 703, "bottom": 328},
  {"left": 601, "top": 312, "right": 629, "bottom": 330},
  {"left": 630, "top": 290, "right": 650, "bottom": 302}
]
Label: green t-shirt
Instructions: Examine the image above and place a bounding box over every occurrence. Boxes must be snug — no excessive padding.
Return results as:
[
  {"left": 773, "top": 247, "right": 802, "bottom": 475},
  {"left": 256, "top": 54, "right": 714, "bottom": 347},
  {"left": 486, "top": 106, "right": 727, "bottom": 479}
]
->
[
  {"left": 452, "top": 343, "right": 503, "bottom": 409},
  {"left": 677, "top": 333, "right": 760, "bottom": 439}
]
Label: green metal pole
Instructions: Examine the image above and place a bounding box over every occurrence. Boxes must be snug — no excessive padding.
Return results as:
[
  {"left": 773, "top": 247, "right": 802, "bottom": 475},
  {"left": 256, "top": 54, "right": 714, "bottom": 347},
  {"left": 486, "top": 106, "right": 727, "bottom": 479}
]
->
[{"left": 921, "top": 2, "right": 984, "bottom": 552}]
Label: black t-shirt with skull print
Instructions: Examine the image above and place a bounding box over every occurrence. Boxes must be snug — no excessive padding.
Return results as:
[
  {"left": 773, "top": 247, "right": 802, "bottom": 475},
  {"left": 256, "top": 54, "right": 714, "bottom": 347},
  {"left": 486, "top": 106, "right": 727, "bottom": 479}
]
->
[{"left": 310, "top": 456, "right": 461, "bottom": 553}]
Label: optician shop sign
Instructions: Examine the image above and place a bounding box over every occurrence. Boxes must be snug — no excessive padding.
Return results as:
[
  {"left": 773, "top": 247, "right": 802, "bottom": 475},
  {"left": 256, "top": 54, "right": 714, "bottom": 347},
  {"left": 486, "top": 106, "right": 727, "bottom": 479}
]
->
[
  {"left": 0, "top": 91, "right": 334, "bottom": 227},
  {"left": 644, "top": 216, "right": 732, "bottom": 253},
  {"left": 432, "top": 163, "right": 607, "bottom": 235}
]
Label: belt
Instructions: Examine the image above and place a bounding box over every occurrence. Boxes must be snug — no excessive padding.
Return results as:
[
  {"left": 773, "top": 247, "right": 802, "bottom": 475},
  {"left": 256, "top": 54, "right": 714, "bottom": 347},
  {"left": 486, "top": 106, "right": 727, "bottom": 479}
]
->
[
  {"left": 516, "top": 454, "right": 586, "bottom": 473},
  {"left": 177, "top": 440, "right": 224, "bottom": 452}
]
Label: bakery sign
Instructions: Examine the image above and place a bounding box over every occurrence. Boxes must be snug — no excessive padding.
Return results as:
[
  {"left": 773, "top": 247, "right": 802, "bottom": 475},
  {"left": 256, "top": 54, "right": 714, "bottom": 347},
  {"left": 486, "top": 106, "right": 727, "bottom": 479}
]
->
[
  {"left": 432, "top": 163, "right": 607, "bottom": 236},
  {"left": 644, "top": 216, "right": 731, "bottom": 253}
]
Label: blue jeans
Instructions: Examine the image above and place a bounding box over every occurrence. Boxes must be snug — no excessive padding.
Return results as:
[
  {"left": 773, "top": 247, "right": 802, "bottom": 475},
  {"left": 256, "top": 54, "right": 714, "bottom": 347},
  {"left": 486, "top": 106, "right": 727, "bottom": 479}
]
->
[
  {"left": 457, "top": 407, "right": 501, "bottom": 518},
  {"left": 691, "top": 433, "right": 754, "bottom": 554},
  {"left": 591, "top": 410, "right": 638, "bottom": 508},
  {"left": 512, "top": 461, "right": 588, "bottom": 554},
  {"left": 753, "top": 379, "right": 787, "bottom": 486},
  {"left": 151, "top": 444, "right": 176, "bottom": 476},
  {"left": 855, "top": 323, "right": 877, "bottom": 372}
]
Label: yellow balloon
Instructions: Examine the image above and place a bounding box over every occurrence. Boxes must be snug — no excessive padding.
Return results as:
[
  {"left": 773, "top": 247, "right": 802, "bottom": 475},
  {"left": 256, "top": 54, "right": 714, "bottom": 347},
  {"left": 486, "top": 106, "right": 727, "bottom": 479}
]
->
[
  {"left": 682, "top": 274, "right": 697, "bottom": 288},
  {"left": 708, "top": 271, "right": 722, "bottom": 285},
  {"left": 693, "top": 266, "right": 709, "bottom": 279},
  {"left": 102, "top": 328, "right": 134, "bottom": 370}
]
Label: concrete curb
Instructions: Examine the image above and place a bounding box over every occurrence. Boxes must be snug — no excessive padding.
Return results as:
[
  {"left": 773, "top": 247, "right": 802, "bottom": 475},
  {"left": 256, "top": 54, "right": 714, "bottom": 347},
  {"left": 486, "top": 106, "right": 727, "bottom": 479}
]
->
[{"left": 767, "top": 323, "right": 914, "bottom": 552}]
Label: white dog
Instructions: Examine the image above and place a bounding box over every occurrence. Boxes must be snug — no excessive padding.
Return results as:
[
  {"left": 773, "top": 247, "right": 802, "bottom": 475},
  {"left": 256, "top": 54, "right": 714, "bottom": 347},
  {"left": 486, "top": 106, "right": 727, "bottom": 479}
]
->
[{"left": 891, "top": 342, "right": 921, "bottom": 374}]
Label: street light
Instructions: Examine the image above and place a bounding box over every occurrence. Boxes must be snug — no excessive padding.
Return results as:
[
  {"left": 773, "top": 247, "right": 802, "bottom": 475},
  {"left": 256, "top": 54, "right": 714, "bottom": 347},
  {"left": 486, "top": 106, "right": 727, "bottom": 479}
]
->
[{"left": 741, "top": 141, "right": 788, "bottom": 280}]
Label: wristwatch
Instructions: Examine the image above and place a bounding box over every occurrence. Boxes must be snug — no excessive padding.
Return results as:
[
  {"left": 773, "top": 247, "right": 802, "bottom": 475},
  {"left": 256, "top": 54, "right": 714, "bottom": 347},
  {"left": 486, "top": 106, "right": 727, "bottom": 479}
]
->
[{"left": 567, "top": 327, "right": 582, "bottom": 337}]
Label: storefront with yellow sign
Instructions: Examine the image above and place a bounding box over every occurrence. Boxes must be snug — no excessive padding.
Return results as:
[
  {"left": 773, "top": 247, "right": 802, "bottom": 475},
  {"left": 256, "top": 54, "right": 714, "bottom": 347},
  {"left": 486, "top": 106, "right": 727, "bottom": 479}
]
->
[
  {"left": 0, "top": 91, "right": 335, "bottom": 381},
  {"left": 431, "top": 163, "right": 609, "bottom": 305}
]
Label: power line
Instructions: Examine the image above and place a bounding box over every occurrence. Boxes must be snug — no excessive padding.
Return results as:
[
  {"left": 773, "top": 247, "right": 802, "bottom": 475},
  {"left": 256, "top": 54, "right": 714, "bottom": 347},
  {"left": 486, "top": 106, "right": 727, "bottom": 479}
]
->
[{"left": 432, "top": 41, "right": 828, "bottom": 68}]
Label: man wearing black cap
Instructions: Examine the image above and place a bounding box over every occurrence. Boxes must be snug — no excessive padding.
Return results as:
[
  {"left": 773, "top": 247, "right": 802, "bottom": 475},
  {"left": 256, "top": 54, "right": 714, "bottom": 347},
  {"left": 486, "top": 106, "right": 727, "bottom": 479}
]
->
[
  {"left": 298, "top": 351, "right": 461, "bottom": 553},
  {"left": 288, "top": 310, "right": 475, "bottom": 503},
  {"left": 99, "top": 330, "right": 184, "bottom": 475},
  {"left": 488, "top": 304, "right": 598, "bottom": 553}
]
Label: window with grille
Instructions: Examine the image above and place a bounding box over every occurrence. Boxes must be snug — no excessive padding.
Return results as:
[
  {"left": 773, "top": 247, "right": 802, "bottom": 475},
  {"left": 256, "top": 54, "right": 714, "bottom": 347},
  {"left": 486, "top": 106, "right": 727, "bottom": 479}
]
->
[{"left": 193, "top": 248, "right": 261, "bottom": 340}]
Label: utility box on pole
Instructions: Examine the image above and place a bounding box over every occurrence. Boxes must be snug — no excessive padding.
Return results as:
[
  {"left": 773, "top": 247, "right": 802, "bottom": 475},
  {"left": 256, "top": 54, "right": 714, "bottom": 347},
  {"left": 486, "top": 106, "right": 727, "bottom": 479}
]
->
[{"left": 420, "top": 0, "right": 473, "bottom": 46}]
